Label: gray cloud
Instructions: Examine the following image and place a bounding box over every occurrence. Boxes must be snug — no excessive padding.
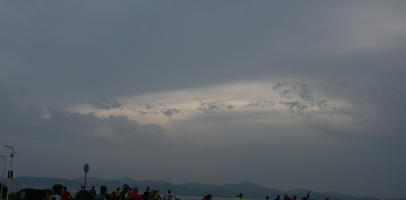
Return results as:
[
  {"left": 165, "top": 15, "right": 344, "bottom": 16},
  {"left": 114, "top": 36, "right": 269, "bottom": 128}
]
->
[
  {"left": 0, "top": 1, "right": 404, "bottom": 107},
  {"left": 279, "top": 101, "right": 308, "bottom": 112},
  {"left": 161, "top": 109, "right": 180, "bottom": 117},
  {"left": 90, "top": 98, "right": 124, "bottom": 110},
  {"left": 246, "top": 101, "right": 275, "bottom": 108},
  {"left": 197, "top": 100, "right": 235, "bottom": 113},
  {"left": 273, "top": 82, "right": 332, "bottom": 113},
  {"left": 143, "top": 103, "right": 154, "bottom": 110},
  {"left": 0, "top": 88, "right": 164, "bottom": 145},
  {"left": 0, "top": 1, "right": 406, "bottom": 198}
]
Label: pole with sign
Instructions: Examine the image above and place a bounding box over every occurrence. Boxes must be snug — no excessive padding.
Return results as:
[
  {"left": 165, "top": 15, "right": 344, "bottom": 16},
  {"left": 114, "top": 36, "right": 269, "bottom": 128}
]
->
[
  {"left": 0, "top": 155, "right": 6, "bottom": 200},
  {"left": 4, "top": 145, "right": 15, "bottom": 200},
  {"left": 83, "top": 164, "right": 89, "bottom": 190}
]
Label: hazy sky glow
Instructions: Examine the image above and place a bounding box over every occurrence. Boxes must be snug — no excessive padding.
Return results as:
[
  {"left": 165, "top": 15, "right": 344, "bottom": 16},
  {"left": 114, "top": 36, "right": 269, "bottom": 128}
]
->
[{"left": 1, "top": 1, "right": 406, "bottom": 199}]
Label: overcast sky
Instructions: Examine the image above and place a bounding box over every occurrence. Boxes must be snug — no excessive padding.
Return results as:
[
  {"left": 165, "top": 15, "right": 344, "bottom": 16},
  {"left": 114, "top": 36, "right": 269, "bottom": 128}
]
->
[{"left": 1, "top": 1, "right": 406, "bottom": 199}]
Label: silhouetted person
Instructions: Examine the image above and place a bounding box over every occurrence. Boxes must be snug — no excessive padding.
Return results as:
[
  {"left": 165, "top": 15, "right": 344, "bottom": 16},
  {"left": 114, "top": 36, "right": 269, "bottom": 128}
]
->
[
  {"left": 128, "top": 187, "right": 144, "bottom": 200},
  {"left": 121, "top": 184, "right": 130, "bottom": 200},
  {"left": 61, "top": 186, "right": 71, "bottom": 200},
  {"left": 144, "top": 187, "right": 151, "bottom": 200},
  {"left": 163, "top": 190, "right": 178, "bottom": 200},
  {"left": 302, "top": 191, "right": 310, "bottom": 200},
  {"left": 111, "top": 187, "right": 120, "bottom": 200},
  {"left": 135, "top": 187, "right": 144, "bottom": 200},
  {"left": 89, "top": 186, "right": 97, "bottom": 199},
  {"left": 95, "top": 186, "right": 109, "bottom": 200},
  {"left": 153, "top": 190, "right": 162, "bottom": 200},
  {"left": 202, "top": 194, "right": 212, "bottom": 200},
  {"left": 266, "top": 196, "right": 270, "bottom": 200},
  {"left": 75, "top": 185, "right": 92, "bottom": 200},
  {"left": 236, "top": 193, "right": 244, "bottom": 200},
  {"left": 49, "top": 184, "right": 63, "bottom": 200},
  {"left": 283, "top": 194, "right": 290, "bottom": 200},
  {"left": 275, "top": 195, "right": 281, "bottom": 200}
]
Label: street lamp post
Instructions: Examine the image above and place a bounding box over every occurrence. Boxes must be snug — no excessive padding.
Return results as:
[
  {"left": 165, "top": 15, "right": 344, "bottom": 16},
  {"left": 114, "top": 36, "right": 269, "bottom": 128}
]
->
[
  {"left": 4, "top": 145, "right": 15, "bottom": 200},
  {"left": 83, "top": 164, "right": 89, "bottom": 190},
  {"left": 0, "top": 155, "right": 6, "bottom": 200}
]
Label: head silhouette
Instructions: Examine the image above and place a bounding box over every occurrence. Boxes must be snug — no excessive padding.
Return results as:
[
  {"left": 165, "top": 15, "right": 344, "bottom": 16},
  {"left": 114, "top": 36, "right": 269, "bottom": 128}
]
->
[{"left": 100, "top": 186, "right": 107, "bottom": 194}]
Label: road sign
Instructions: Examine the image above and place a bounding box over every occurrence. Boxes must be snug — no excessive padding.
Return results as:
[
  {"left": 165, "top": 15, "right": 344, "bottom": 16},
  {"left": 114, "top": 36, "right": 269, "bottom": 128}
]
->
[
  {"left": 84, "top": 164, "right": 89, "bottom": 173},
  {"left": 7, "top": 170, "right": 13, "bottom": 179}
]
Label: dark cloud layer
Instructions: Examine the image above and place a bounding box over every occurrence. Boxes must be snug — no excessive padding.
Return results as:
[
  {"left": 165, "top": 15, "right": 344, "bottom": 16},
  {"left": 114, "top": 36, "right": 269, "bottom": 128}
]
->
[
  {"left": 1, "top": 1, "right": 406, "bottom": 199},
  {"left": 0, "top": 1, "right": 404, "bottom": 106},
  {"left": 0, "top": 88, "right": 164, "bottom": 145}
]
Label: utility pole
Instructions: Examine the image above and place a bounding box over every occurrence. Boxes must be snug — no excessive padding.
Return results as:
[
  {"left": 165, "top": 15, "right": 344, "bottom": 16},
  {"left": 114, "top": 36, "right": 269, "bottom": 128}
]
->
[
  {"left": 0, "top": 155, "right": 6, "bottom": 200},
  {"left": 4, "top": 145, "right": 15, "bottom": 200}
]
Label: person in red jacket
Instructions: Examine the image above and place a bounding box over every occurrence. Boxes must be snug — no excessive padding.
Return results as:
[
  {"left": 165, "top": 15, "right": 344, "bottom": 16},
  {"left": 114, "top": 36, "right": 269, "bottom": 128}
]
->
[
  {"left": 127, "top": 187, "right": 144, "bottom": 200},
  {"left": 202, "top": 194, "right": 212, "bottom": 200},
  {"left": 60, "top": 186, "right": 71, "bottom": 200}
]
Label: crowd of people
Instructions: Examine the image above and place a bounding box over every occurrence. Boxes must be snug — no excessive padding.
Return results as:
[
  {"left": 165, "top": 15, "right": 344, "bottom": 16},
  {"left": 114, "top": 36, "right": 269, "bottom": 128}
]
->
[
  {"left": 47, "top": 184, "right": 328, "bottom": 200},
  {"left": 265, "top": 191, "right": 312, "bottom": 200},
  {"left": 47, "top": 184, "right": 178, "bottom": 200}
]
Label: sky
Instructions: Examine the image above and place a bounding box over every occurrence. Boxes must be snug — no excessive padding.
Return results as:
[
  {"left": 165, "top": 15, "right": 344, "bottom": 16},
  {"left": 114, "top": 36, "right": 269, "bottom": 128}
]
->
[{"left": 0, "top": 1, "right": 406, "bottom": 199}]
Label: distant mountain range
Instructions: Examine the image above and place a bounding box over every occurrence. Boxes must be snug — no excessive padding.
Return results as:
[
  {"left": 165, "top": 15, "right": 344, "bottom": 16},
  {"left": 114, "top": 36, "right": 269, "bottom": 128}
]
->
[{"left": 0, "top": 176, "right": 401, "bottom": 200}]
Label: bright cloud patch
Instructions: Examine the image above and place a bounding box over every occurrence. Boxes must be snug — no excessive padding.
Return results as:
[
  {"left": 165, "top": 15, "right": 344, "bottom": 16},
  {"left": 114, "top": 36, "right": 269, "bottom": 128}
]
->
[{"left": 66, "top": 79, "right": 367, "bottom": 136}]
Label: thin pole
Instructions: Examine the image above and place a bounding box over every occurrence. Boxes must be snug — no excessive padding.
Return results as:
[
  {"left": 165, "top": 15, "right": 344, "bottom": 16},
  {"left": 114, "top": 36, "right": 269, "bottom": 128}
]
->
[
  {"left": 5, "top": 155, "right": 12, "bottom": 200},
  {"left": 0, "top": 156, "right": 6, "bottom": 200},
  {"left": 4, "top": 145, "right": 15, "bottom": 200},
  {"left": 84, "top": 172, "right": 87, "bottom": 190}
]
